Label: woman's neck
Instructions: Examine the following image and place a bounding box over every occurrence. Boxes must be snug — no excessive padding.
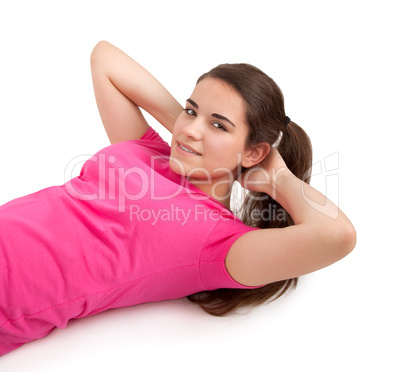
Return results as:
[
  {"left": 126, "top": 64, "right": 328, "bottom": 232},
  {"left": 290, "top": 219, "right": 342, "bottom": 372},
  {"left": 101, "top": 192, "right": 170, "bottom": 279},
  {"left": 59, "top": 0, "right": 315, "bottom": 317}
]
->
[{"left": 188, "top": 175, "right": 233, "bottom": 209}]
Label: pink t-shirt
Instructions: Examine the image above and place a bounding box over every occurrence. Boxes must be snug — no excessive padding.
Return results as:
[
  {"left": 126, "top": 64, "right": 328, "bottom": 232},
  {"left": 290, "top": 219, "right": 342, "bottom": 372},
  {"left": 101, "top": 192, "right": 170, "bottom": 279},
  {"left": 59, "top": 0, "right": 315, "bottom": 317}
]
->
[{"left": 0, "top": 127, "right": 258, "bottom": 355}]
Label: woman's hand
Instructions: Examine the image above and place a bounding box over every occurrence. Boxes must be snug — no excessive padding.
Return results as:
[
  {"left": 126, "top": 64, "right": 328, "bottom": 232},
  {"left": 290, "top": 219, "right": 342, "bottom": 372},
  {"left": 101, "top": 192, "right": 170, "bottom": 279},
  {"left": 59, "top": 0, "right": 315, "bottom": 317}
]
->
[{"left": 238, "top": 148, "right": 290, "bottom": 197}]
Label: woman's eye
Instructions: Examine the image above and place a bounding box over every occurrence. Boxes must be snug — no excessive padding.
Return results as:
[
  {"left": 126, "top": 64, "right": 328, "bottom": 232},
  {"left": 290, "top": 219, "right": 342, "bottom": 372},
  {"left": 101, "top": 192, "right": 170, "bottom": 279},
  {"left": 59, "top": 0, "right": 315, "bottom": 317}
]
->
[
  {"left": 185, "top": 108, "right": 196, "bottom": 116},
  {"left": 212, "top": 122, "right": 227, "bottom": 131}
]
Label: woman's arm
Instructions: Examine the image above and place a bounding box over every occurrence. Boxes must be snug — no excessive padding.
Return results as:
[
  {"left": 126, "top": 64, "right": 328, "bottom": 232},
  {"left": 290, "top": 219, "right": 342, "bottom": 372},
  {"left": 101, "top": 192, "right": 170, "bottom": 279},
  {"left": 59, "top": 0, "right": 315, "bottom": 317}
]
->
[
  {"left": 90, "top": 41, "right": 183, "bottom": 144},
  {"left": 226, "top": 149, "right": 356, "bottom": 286}
]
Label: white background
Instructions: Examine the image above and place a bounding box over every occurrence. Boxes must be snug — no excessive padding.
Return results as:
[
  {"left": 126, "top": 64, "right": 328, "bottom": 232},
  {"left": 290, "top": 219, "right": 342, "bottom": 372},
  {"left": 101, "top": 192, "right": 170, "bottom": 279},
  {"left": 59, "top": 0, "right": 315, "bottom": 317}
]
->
[{"left": 0, "top": 0, "right": 401, "bottom": 370}]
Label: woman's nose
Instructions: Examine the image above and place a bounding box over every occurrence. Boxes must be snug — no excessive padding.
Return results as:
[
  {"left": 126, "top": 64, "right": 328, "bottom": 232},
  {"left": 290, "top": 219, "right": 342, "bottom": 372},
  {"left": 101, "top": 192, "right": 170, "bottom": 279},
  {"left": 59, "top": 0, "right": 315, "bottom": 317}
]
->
[{"left": 183, "top": 118, "right": 203, "bottom": 141}]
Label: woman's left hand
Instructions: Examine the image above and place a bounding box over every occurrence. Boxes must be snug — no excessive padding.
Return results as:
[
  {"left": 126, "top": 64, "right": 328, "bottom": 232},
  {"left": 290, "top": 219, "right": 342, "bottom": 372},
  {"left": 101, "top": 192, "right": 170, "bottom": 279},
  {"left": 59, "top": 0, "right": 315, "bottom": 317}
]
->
[{"left": 238, "top": 148, "right": 289, "bottom": 196}]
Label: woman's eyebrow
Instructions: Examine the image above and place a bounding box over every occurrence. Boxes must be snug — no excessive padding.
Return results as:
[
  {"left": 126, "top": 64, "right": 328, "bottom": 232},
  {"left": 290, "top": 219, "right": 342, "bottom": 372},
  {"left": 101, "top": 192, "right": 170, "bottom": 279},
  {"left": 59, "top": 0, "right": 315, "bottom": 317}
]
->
[
  {"left": 186, "top": 98, "right": 199, "bottom": 109},
  {"left": 212, "top": 113, "right": 236, "bottom": 127},
  {"left": 186, "top": 98, "right": 236, "bottom": 127}
]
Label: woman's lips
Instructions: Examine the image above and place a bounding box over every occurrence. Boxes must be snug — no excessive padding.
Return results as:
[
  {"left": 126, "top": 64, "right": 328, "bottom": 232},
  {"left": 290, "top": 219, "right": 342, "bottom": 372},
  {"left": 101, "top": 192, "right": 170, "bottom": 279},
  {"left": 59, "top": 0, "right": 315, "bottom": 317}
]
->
[{"left": 177, "top": 141, "right": 201, "bottom": 156}]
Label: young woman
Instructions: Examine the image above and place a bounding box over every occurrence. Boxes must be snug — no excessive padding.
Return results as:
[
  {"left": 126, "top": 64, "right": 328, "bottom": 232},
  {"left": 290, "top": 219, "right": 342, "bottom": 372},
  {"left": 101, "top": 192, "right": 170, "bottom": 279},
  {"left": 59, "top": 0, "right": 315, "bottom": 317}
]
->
[{"left": 0, "top": 41, "right": 356, "bottom": 355}]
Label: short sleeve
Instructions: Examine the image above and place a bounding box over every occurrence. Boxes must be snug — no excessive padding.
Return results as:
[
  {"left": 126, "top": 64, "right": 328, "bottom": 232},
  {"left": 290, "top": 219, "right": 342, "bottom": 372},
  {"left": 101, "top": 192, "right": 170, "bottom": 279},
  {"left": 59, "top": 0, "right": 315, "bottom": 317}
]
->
[
  {"left": 199, "top": 217, "right": 262, "bottom": 290},
  {"left": 140, "top": 126, "right": 168, "bottom": 143},
  {"left": 134, "top": 126, "right": 172, "bottom": 157}
]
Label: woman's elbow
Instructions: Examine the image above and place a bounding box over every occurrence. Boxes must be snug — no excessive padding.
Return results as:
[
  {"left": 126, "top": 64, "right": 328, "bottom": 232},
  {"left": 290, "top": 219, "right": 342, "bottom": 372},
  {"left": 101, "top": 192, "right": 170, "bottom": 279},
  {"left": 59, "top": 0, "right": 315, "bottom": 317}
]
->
[
  {"left": 337, "top": 221, "right": 357, "bottom": 259},
  {"left": 90, "top": 40, "right": 111, "bottom": 66}
]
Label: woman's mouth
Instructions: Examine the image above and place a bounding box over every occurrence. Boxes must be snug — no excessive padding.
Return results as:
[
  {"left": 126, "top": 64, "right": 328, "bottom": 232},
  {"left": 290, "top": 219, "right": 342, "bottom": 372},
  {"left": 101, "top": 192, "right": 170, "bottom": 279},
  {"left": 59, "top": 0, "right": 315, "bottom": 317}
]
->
[{"left": 177, "top": 142, "right": 201, "bottom": 156}]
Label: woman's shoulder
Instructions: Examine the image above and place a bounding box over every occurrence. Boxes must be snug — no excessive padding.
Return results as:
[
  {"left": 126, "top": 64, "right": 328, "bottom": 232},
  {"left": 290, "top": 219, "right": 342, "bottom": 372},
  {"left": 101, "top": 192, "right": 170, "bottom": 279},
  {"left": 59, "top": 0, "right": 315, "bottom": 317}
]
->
[
  {"left": 95, "top": 126, "right": 171, "bottom": 160},
  {"left": 121, "top": 125, "right": 171, "bottom": 155},
  {"left": 138, "top": 125, "right": 167, "bottom": 143},
  {"left": 198, "top": 215, "right": 260, "bottom": 289},
  {"left": 200, "top": 212, "right": 258, "bottom": 259}
]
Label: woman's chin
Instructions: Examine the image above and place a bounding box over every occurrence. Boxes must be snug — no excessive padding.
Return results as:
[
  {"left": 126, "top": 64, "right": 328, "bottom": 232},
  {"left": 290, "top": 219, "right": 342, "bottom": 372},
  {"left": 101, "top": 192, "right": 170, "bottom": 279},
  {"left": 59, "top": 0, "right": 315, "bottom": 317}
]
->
[{"left": 168, "top": 156, "right": 186, "bottom": 176}]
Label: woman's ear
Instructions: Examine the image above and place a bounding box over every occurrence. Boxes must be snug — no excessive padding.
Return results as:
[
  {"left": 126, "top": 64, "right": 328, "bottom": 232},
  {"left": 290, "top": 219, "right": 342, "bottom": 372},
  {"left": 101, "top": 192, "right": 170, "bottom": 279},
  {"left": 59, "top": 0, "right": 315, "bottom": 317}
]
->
[{"left": 241, "top": 143, "right": 271, "bottom": 168}]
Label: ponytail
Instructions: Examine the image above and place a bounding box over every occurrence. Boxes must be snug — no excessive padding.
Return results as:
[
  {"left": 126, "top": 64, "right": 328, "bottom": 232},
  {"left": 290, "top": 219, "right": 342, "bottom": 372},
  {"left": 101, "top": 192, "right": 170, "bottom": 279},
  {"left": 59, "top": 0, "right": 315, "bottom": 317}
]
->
[{"left": 187, "top": 64, "right": 313, "bottom": 316}]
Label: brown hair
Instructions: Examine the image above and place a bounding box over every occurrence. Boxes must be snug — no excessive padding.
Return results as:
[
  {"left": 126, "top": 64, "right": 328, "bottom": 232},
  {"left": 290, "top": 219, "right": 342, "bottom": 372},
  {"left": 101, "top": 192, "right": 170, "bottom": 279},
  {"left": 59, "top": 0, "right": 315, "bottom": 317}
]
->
[{"left": 187, "top": 63, "right": 313, "bottom": 316}]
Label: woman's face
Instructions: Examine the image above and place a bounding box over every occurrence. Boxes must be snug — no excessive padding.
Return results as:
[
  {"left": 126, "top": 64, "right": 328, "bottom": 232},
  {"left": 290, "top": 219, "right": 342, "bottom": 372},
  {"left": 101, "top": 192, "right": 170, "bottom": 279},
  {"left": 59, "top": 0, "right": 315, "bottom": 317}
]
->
[{"left": 169, "top": 77, "right": 251, "bottom": 186}]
